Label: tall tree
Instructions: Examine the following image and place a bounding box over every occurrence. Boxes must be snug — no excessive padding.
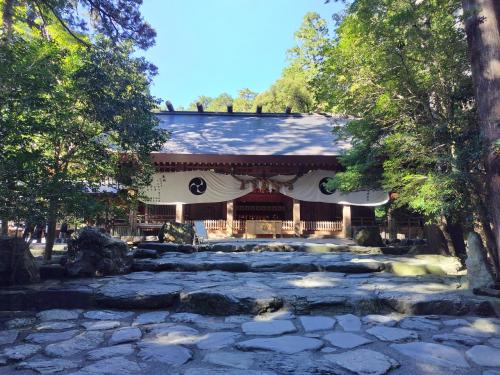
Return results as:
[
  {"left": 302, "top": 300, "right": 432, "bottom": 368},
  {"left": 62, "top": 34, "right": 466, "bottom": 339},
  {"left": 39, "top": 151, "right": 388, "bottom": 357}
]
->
[
  {"left": 1, "top": 0, "right": 155, "bottom": 48},
  {"left": 461, "top": 0, "right": 500, "bottom": 276},
  {"left": 0, "top": 35, "right": 167, "bottom": 259},
  {"left": 316, "top": 0, "right": 495, "bottom": 266},
  {"left": 233, "top": 88, "right": 258, "bottom": 112}
]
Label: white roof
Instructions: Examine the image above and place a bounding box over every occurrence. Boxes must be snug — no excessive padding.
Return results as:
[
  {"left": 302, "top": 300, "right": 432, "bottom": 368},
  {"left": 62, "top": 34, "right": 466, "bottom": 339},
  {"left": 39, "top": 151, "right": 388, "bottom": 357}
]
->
[{"left": 156, "top": 112, "right": 351, "bottom": 156}]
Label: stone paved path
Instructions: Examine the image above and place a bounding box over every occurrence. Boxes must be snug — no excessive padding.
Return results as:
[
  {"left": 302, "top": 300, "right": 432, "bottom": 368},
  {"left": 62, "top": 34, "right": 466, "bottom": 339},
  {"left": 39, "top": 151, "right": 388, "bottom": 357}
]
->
[
  {"left": 5, "top": 245, "right": 500, "bottom": 373},
  {"left": 1, "top": 309, "right": 500, "bottom": 374}
]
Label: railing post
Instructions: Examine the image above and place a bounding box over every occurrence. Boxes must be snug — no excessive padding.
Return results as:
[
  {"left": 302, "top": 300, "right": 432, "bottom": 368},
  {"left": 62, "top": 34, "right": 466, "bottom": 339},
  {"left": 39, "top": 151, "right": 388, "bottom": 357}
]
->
[
  {"left": 175, "top": 203, "right": 185, "bottom": 224},
  {"left": 293, "top": 199, "right": 301, "bottom": 237},
  {"left": 342, "top": 205, "right": 352, "bottom": 238},
  {"left": 226, "top": 200, "right": 234, "bottom": 237}
]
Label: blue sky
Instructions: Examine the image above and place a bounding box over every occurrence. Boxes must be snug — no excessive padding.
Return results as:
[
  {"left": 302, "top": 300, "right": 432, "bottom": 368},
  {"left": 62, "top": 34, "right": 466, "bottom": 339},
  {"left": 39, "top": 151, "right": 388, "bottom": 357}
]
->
[{"left": 139, "top": 0, "right": 343, "bottom": 109}]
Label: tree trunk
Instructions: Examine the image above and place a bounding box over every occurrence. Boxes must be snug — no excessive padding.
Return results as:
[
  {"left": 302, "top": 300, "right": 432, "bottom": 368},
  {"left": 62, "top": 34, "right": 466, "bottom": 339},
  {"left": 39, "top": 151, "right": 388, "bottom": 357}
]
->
[
  {"left": 1, "top": 216, "right": 8, "bottom": 236},
  {"left": 387, "top": 207, "right": 397, "bottom": 241},
  {"left": 447, "top": 222, "right": 467, "bottom": 266},
  {"left": 1, "top": 0, "right": 15, "bottom": 40},
  {"left": 44, "top": 200, "right": 58, "bottom": 262},
  {"left": 462, "top": 0, "right": 500, "bottom": 277},
  {"left": 439, "top": 216, "right": 458, "bottom": 257}
]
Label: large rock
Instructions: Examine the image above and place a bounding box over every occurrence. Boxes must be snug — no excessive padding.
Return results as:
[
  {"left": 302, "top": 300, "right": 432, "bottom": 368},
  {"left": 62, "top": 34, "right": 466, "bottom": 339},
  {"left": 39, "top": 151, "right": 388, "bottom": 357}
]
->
[
  {"left": 0, "top": 237, "right": 39, "bottom": 286},
  {"left": 158, "top": 221, "right": 195, "bottom": 244},
  {"left": 466, "top": 232, "right": 495, "bottom": 290},
  {"left": 65, "top": 227, "right": 132, "bottom": 277},
  {"left": 354, "top": 227, "right": 383, "bottom": 247}
]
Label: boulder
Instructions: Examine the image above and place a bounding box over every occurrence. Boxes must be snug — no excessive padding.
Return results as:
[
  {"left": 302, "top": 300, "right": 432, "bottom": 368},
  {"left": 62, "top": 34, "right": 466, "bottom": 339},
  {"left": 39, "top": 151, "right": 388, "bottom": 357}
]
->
[
  {"left": 465, "top": 232, "right": 495, "bottom": 290},
  {"left": 0, "top": 237, "right": 39, "bottom": 286},
  {"left": 158, "top": 221, "right": 195, "bottom": 244},
  {"left": 354, "top": 227, "right": 383, "bottom": 247},
  {"left": 65, "top": 227, "right": 132, "bottom": 277}
]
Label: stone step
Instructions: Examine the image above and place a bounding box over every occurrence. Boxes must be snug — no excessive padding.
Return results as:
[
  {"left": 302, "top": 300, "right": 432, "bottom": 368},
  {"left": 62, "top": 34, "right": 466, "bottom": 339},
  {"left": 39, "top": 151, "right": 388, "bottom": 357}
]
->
[
  {"left": 136, "top": 241, "right": 409, "bottom": 255},
  {"left": 132, "top": 256, "right": 385, "bottom": 274},
  {"left": 131, "top": 251, "right": 462, "bottom": 276},
  {"left": 1, "top": 269, "right": 498, "bottom": 317}
]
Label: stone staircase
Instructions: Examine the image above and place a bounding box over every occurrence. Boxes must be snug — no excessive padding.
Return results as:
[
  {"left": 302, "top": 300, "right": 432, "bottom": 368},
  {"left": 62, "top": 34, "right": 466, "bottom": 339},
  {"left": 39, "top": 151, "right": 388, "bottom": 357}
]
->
[{"left": 1, "top": 241, "right": 499, "bottom": 317}]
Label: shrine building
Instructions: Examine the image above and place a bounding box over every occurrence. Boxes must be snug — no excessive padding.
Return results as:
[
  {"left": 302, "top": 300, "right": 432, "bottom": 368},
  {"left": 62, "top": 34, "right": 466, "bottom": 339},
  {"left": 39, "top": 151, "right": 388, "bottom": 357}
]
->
[{"left": 132, "top": 108, "right": 388, "bottom": 239}]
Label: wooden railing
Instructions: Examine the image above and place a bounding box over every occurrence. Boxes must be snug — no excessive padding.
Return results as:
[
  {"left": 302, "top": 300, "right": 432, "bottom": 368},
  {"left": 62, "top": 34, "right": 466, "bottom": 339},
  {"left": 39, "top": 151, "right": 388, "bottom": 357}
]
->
[
  {"left": 186, "top": 220, "right": 227, "bottom": 231},
  {"left": 127, "top": 218, "right": 345, "bottom": 236},
  {"left": 303, "top": 220, "right": 343, "bottom": 231},
  {"left": 281, "top": 220, "right": 295, "bottom": 231}
]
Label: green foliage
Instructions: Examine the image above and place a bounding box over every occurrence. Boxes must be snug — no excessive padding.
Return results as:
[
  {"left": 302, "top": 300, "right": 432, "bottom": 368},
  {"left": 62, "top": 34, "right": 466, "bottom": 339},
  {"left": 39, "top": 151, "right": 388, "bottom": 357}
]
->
[
  {"left": 318, "top": 0, "right": 483, "bottom": 226},
  {"left": 1, "top": 0, "right": 155, "bottom": 49},
  {"left": 0, "top": 34, "right": 167, "bottom": 232}
]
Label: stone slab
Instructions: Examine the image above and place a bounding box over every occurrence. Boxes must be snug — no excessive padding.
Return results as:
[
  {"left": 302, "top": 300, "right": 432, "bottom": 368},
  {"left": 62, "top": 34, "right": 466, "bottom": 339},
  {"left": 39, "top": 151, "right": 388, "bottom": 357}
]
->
[
  {"left": 83, "top": 310, "right": 134, "bottom": 320},
  {"left": 323, "top": 332, "right": 372, "bottom": 349},
  {"left": 237, "top": 335, "right": 323, "bottom": 354},
  {"left": 109, "top": 327, "right": 142, "bottom": 345},
  {"left": 44, "top": 331, "right": 104, "bottom": 357},
  {"left": 17, "top": 358, "right": 80, "bottom": 374},
  {"left": 242, "top": 320, "right": 296, "bottom": 336},
  {"left": 195, "top": 332, "right": 240, "bottom": 349},
  {"left": 25, "top": 330, "right": 79, "bottom": 344},
  {"left": 95, "top": 283, "right": 182, "bottom": 309},
  {"left": 324, "top": 348, "right": 399, "bottom": 375},
  {"left": 366, "top": 326, "right": 418, "bottom": 342},
  {"left": 0, "top": 330, "right": 18, "bottom": 345},
  {"left": 391, "top": 342, "right": 469, "bottom": 368},
  {"left": 36, "top": 321, "right": 76, "bottom": 330},
  {"left": 3, "top": 344, "right": 40, "bottom": 361},
  {"left": 184, "top": 369, "right": 277, "bottom": 375},
  {"left": 133, "top": 311, "right": 169, "bottom": 325},
  {"left": 138, "top": 339, "right": 192, "bottom": 365},
  {"left": 465, "top": 345, "right": 500, "bottom": 367},
  {"left": 86, "top": 344, "right": 135, "bottom": 361},
  {"left": 73, "top": 357, "right": 142, "bottom": 375},
  {"left": 82, "top": 321, "right": 121, "bottom": 331},
  {"left": 299, "top": 316, "right": 336, "bottom": 332},
  {"left": 203, "top": 351, "right": 255, "bottom": 370},
  {"left": 36, "top": 309, "right": 80, "bottom": 321},
  {"left": 336, "top": 314, "right": 362, "bottom": 331}
]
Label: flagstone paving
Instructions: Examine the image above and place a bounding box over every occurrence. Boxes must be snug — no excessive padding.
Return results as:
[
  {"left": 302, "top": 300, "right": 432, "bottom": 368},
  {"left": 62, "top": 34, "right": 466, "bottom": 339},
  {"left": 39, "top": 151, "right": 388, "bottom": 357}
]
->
[
  {"left": 3, "top": 247, "right": 500, "bottom": 373},
  {"left": 0, "top": 309, "right": 499, "bottom": 374}
]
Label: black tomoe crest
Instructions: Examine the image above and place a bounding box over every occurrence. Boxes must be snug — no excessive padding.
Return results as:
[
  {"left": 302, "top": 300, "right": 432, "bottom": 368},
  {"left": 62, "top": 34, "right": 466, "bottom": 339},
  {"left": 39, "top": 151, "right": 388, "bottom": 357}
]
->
[
  {"left": 319, "top": 177, "right": 336, "bottom": 195},
  {"left": 189, "top": 177, "right": 207, "bottom": 195}
]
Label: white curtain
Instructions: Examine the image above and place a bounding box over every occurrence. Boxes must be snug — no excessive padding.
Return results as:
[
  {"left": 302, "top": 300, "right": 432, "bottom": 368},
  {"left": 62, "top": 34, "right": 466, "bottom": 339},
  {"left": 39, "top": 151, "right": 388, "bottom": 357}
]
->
[
  {"left": 278, "top": 170, "right": 389, "bottom": 206},
  {"left": 140, "top": 170, "right": 389, "bottom": 207}
]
